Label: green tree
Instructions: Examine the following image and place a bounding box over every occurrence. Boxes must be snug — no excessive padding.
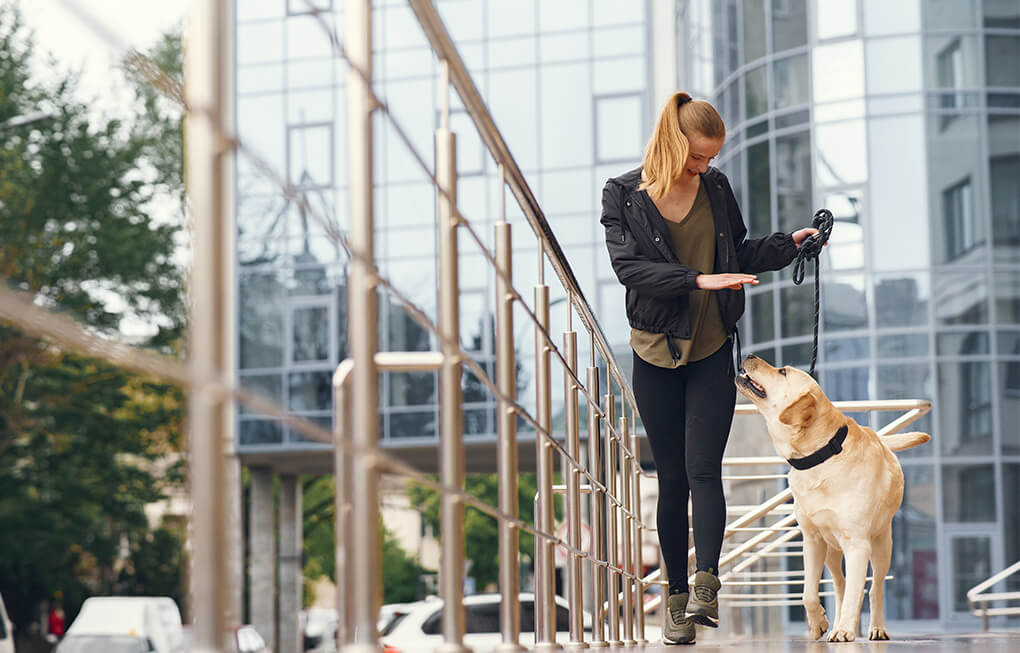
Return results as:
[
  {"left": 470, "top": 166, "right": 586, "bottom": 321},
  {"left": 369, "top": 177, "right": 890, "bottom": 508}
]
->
[{"left": 0, "top": 5, "right": 186, "bottom": 628}]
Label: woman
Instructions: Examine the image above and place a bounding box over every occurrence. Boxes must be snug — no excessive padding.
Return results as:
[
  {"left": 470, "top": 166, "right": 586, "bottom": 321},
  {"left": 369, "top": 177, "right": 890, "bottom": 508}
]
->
[{"left": 600, "top": 92, "right": 818, "bottom": 645}]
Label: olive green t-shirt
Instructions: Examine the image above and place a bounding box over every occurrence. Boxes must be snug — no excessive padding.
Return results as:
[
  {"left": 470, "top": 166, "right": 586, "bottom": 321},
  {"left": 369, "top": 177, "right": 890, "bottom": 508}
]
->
[{"left": 630, "top": 182, "right": 728, "bottom": 368}]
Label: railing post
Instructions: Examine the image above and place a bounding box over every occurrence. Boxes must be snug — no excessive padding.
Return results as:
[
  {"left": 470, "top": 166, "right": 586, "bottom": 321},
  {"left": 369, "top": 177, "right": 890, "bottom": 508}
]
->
[
  {"left": 629, "top": 404, "right": 646, "bottom": 644},
  {"left": 534, "top": 284, "right": 560, "bottom": 652},
  {"left": 604, "top": 392, "right": 621, "bottom": 646},
  {"left": 587, "top": 367, "right": 607, "bottom": 647},
  {"left": 437, "top": 61, "right": 470, "bottom": 653},
  {"left": 563, "top": 331, "right": 586, "bottom": 650},
  {"left": 333, "top": 362, "right": 354, "bottom": 647},
  {"left": 619, "top": 415, "right": 635, "bottom": 646},
  {"left": 495, "top": 221, "right": 524, "bottom": 653}
]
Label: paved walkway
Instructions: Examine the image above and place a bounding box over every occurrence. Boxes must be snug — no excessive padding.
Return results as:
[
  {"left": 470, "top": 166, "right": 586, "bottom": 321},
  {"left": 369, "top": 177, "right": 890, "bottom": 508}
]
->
[{"left": 618, "top": 630, "right": 1020, "bottom": 651}]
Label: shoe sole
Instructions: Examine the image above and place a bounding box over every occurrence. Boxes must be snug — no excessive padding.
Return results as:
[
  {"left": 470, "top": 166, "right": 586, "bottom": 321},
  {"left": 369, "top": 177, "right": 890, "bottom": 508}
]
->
[
  {"left": 662, "top": 633, "right": 696, "bottom": 645},
  {"left": 687, "top": 604, "right": 719, "bottom": 628}
]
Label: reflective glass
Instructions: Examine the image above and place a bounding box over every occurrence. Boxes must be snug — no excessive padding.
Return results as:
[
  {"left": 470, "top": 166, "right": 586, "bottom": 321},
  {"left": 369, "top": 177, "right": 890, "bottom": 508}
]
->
[
  {"left": 747, "top": 141, "right": 772, "bottom": 235},
  {"left": 744, "top": 64, "right": 768, "bottom": 119},
  {"left": 288, "top": 415, "right": 331, "bottom": 444},
  {"left": 598, "top": 283, "right": 628, "bottom": 346},
  {"left": 820, "top": 191, "right": 864, "bottom": 271},
  {"left": 289, "top": 124, "right": 333, "bottom": 188},
  {"left": 593, "top": 56, "right": 646, "bottom": 94},
  {"left": 868, "top": 115, "right": 930, "bottom": 271},
  {"left": 824, "top": 336, "right": 869, "bottom": 362},
  {"left": 937, "top": 331, "right": 989, "bottom": 356},
  {"left": 984, "top": 0, "right": 1020, "bottom": 29},
  {"left": 928, "top": 116, "right": 987, "bottom": 264},
  {"left": 289, "top": 370, "right": 331, "bottom": 411},
  {"left": 240, "top": 272, "right": 285, "bottom": 368},
  {"left": 238, "top": 63, "right": 285, "bottom": 95},
  {"left": 938, "top": 362, "right": 994, "bottom": 456},
  {"left": 239, "top": 374, "right": 283, "bottom": 415},
  {"left": 388, "top": 410, "right": 436, "bottom": 439},
  {"left": 540, "top": 63, "right": 592, "bottom": 168},
  {"left": 1004, "top": 466, "right": 1020, "bottom": 591},
  {"left": 781, "top": 341, "right": 813, "bottom": 369},
  {"left": 742, "top": 0, "right": 766, "bottom": 63},
  {"left": 997, "top": 329, "right": 1020, "bottom": 355},
  {"left": 821, "top": 275, "right": 868, "bottom": 332},
  {"left": 487, "top": 0, "right": 536, "bottom": 37},
  {"left": 951, "top": 536, "right": 993, "bottom": 612},
  {"left": 487, "top": 68, "right": 539, "bottom": 171},
  {"left": 388, "top": 371, "right": 437, "bottom": 407},
  {"left": 240, "top": 419, "right": 284, "bottom": 445},
  {"left": 775, "top": 131, "right": 811, "bottom": 233},
  {"left": 933, "top": 271, "right": 989, "bottom": 325},
  {"left": 822, "top": 367, "right": 870, "bottom": 403},
  {"left": 771, "top": 0, "right": 807, "bottom": 52},
  {"left": 287, "top": 89, "right": 334, "bottom": 125},
  {"left": 593, "top": 25, "right": 646, "bottom": 58},
  {"left": 989, "top": 116, "right": 1020, "bottom": 262},
  {"left": 539, "top": 31, "right": 590, "bottom": 64},
  {"left": 237, "top": 21, "right": 284, "bottom": 64},
  {"left": 813, "top": 40, "right": 864, "bottom": 103},
  {"left": 874, "top": 273, "right": 929, "bottom": 328},
  {"left": 862, "top": 0, "right": 920, "bottom": 35},
  {"left": 780, "top": 283, "right": 816, "bottom": 338},
  {"left": 238, "top": 0, "right": 285, "bottom": 22},
  {"left": 237, "top": 94, "right": 286, "bottom": 180},
  {"left": 816, "top": 0, "right": 858, "bottom": 40},
  {"left": 384, "top": 290, "right": 434, "bottom": 351},
  {"left": 865, "top": 37, "right": 923, "bottom": 94},
  {"left": 772, "top": 54, "right": 808, "bottom": 110},
  {"left": 995, "top": 270, "right": 1020, "bottom": 325},
  {"left": 596, "top": 95, "right": 644, "bottom": 163},
  {"left": 925, "top": 35, "right": 980, "bottom": 93},
  {"left": 888, "top": 464, "right": 937, "bottom": 619},
  {"left": 924, "top": 0, "right": 978, "bottom": 29},
  {"left": 488, "top": 37, "right": 537, "bottom": 69},
  {"left": 593, "top": 0, "right": 643, "bottom": 26},
  {"left": 877, "top": 333, "right": 928, "bottom": 357},
  {"left": 985, "top": 36, "right": 1020, "bottom": 88},
  {"left": 438, "top": 0, "right": 483, "bottom": 43},
  {"left": 292, "top": 305, "right": 330, "bottom": 362},
  {"left": 538, "top": 0, "right": 589, "bottom": 31},
  {"left": 285, "top": 16, "right": 333, "bottom": 59},
  {"left": 815, "top": 121, "right": 867, "bottom": 186},
  {"left": 750, "top": 289, "right": 775, "bottom": 342},
  {"left": 942, "top": 464, "right": 996, "bottom": 522}
]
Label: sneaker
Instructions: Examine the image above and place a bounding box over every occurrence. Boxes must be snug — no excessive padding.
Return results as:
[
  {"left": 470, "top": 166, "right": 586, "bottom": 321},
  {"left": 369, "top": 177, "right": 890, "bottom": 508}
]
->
[
  {"left": 662, "top": 591, "right": 695, "bottom": 645},
  {"left": 687, "top": 570, "right": 721, "bottom": 628}
]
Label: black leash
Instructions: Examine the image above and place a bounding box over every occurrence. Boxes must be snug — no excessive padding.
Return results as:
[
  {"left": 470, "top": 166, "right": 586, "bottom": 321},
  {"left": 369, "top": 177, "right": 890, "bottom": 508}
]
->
[{"left": 791, "top": 209, "right": 834, "bottom": 378}]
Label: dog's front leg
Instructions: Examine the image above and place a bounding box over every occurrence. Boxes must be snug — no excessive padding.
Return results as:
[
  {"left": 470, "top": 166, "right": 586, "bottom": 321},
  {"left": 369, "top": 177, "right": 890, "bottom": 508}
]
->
[
  {"left": 827, "top": 541, "right": 870, "bottom": 642},
  {"left": 867, "top": 530, "right": 893, "bottom": 640},
  {"left": 802, "top": 532, "right": 828, "bottom": 639}
]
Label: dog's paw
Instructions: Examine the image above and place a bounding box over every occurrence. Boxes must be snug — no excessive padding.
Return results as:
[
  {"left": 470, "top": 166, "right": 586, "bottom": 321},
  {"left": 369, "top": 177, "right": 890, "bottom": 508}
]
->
[
  {"left": 806, "top": 617, "right": 828, "bottom": 640},
  {"left": 868, "top": 627, "right": 890, "bottom": 641},
  {"left": 826, "top": 628, "right": 856, "bottom": 642}
]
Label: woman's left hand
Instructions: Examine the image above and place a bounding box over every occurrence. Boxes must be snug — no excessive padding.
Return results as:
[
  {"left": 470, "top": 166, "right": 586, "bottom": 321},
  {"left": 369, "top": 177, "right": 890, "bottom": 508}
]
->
[{"left": 792, "top": 227, "right": 827, "bottom": 248}]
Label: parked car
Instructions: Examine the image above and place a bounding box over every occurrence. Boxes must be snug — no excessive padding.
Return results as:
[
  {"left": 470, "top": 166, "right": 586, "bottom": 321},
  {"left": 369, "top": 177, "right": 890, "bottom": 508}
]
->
[
  {"left": 381, "top": 593, "right": 591, "bottom": 653},
  {"left": 0, "top": 592, "right": 13, "bottom": 653},
  {"left": 234, "top": 625, "right": 267, "bottom": 653},
  {"left": 301, "top": 607, "right": 337, "bottom": 653},
  {"left": 377, "top": 601, "right": 423, "bottom": 637},
  {"left": 65, "top": 597, "right": 172, "bottom": 653},
  {"left": 55, "top": 635, "right": 152, "bottom": 653},
  {"left": 142, "top": 598, "right": 183, "bottom": 653}
]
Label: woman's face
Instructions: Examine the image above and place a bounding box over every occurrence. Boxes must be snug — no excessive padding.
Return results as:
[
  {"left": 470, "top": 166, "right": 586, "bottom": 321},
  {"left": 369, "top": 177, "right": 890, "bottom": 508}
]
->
[{"left": 685, "top": 132, "right": 725, "bottom": 177}]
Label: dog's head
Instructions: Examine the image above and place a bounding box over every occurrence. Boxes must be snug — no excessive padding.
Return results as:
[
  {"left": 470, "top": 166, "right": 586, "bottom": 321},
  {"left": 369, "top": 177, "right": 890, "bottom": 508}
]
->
[{"left": 735, "top": 354, "right": 843, "bottom": 457}]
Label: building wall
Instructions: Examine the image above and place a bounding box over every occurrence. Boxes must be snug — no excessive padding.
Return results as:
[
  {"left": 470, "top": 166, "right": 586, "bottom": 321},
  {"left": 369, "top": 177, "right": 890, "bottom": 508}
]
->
[{"left": 682, "top": 0, "right": 1020, "bottom": 627}]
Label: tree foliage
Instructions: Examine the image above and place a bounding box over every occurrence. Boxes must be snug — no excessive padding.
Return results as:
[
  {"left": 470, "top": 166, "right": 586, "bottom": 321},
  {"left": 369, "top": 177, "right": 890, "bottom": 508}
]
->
[{"left": 0, "top": 5, "right": 186, "bottom": 628}]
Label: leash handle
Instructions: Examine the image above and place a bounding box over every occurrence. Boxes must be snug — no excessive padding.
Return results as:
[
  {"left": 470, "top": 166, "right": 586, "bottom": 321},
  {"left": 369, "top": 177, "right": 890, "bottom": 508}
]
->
[{"left": 791, "top": 208, "right": 834, "bottom": 379}]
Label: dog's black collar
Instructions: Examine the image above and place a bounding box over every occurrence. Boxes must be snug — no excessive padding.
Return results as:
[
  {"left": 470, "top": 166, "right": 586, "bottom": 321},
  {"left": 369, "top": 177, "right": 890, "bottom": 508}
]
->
[{"left": 787, "top": 425, "right": 849, "bottom": 471}]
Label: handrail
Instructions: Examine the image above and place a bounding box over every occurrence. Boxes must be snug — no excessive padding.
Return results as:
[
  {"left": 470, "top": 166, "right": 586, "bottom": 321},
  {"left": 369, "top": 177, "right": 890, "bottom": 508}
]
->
[{"left": 967, "top": 560, "right": 1020, "bottom": 630}]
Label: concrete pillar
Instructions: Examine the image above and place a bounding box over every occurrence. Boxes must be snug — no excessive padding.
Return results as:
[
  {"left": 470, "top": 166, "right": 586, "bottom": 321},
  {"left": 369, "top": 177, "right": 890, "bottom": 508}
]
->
[
  {"left": 279, "top": 474, "right": 303, "bottom": 653},
  {"left": 249, "top": 467, "right": 276, "bottom": 651}
]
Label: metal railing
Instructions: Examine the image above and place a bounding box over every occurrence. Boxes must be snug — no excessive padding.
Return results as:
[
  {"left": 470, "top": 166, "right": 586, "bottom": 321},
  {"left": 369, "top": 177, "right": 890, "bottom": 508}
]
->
[
  {"left": 968, "top": 560, "right": 1020, "bottom": 630},
  {"left": 0, "top": 1, "right": 943, "bottom": 651}
]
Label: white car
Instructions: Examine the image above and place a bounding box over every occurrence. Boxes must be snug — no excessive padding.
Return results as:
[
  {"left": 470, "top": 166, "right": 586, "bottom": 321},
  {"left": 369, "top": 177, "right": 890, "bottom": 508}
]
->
[
  {"left": 0, "top": 592, "right": 13, "bottom": 653},
  {"left": 66, "top": 597, "right": 172, "bottom": 653},
  {"left": 301, "top": 607, "right": 337, "bottom": 652},
  {"left": 381, "top": 593, "right": 591, "bottom": 653}
]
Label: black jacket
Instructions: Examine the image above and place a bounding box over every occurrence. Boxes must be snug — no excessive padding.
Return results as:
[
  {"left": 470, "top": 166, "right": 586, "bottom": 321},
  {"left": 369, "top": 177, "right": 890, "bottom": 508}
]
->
[{"left": 600, "top": 166, "right": 798, "bottom": 340}]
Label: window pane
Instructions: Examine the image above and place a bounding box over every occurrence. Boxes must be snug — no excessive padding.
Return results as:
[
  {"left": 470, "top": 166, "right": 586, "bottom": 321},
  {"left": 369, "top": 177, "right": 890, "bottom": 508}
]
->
[
  {"left": 744, "top": 64, "right": 768, "bottom": 119},
  {"left": 240, "top": 419, "right": 284, "bottom": 445},
  {"left": 292, "top": 305, "right": 329, "bottom": 362},
  {"left": 813, "top": 41, "right": 864, "bottom": 103},
  {"left": 389, "top": 410, "right": 436, "bottom": 439},
  {"left": 821, "top": 191, "right": 864, "bottom": 271},
  {"left": 815, "top": 121, "right": 867, "bottom": 186},
  {"left": 951, "top": 537, "right": 993, "bottom": 612},
  {"left": 933, "top": 271, "right": 988, "bottom": 326},
  {"left": 743, "top": 0, "right": 766, "bottom": 63},
  {"left": 822, "top": 276, "right": 868, "bottom": 331},
  {"left": 869, "top": 115, "right": 930, "bottom": 270},
  {"left": 1000, "top": 364, "right": 1020, "bottom": 456},
  {"left": 938, "top": 362, "right": 993, "bottom": 456},
  {"left": 775, "top": 131, "right": 811, "bottom": 233},
  {"left": 924, "top": 0, "right": 978, "bottom": 29},
  {"left": 866, "top": 37, "right": 923, "bottom": 95},
  {"left": 288, "top": 124, "right": 333, "bottom": 188},
  {"left": 889, "top": 464, "right": 937, "bottom": 619},
  {"left": 747, "top": 141, "right": 772, "bottom": 235},
  {"left": 540, "top": 63, "right": 592, "bottom": 168},
  {"left": 943, "top": 465, "right": 996, "bottom": 522},
  {"left": 985, "top": 36, "right": 1020, "bottom": 88},
  {"left": 824, "top": 336, "right": 869, "bottom": 362},
  {"left": 772, "top": 54, "right": 808, "bottom": 110},
  {"left": 989, "top": 116, "right": 1020, "bottom": 262},
  {"left": 487, "top": 0, "right": 536, "bottom": 37},
  {"left": 389, "top": 371, "right": 437, "bottom": 407},
  {"left": 863, "top": 0, "right": 920, "bottom": 35},
  {"left": 877, "top": 364, "right": 934, "bottom": 458},
  {"left": 780, "top": 284, "right": 816, "bottom": 338},
  {"left": 771, "top": 0, "right": 807, "bottom": 52},
  {"left": 936, "top": 331, "right": 988, "bottom": 356},
  {"left": 985, "top": 0, "right": 1020, "bottom": 27},
  {"left": 750, "top": 290, "right": 775, "bottom": 342},
  {"left": 596, "top": 95, "right": 643, "bottom": 163},
  {"left": 816, "top": 0, "right": 857, "bottom": 40},
  {"left": 877, "top": 333, "right": 928, "bottom": 358},
  {"left": 289, "top": 371, "right": 331, "bottom": 411},
  {"left": 239, "top": 374, "right": 283, "bottom": 415},
  {"left": 240, "top": 273, "right": 285, "bottom": 368},
  {"left": 875, "top": 274, "right": 929, "bottom": 327},
  {"left": 1004, "top": 465, "right": 1020, "bottom": 592}
]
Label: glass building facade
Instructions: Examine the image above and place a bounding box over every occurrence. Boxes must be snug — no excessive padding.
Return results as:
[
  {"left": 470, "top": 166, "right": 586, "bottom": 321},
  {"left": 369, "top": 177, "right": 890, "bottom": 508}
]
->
[
  {"left": 233, "top": 0, "right": 653, "bottom": 451},
  {"left": 683, "top": 0, "right": 1020, "bottom": 627}
]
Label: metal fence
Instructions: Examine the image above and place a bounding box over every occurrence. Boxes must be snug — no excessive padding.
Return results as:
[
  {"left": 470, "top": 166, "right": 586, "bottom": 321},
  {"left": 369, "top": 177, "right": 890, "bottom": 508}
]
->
[{"left": 0, "top": 1, "right": 939, "bottom": 651}]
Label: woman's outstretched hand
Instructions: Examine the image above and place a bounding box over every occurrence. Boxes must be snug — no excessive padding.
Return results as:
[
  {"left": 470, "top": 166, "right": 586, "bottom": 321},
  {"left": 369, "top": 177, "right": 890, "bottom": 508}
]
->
[{"left": 696, "top": 273, "right": 759, "bottom": 290}]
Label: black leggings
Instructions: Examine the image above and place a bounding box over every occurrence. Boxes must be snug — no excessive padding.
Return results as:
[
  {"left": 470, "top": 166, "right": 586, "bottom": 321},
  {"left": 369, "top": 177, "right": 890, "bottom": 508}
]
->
[{"left": 631, "top": 339, "right": 735, "bottom": 587}]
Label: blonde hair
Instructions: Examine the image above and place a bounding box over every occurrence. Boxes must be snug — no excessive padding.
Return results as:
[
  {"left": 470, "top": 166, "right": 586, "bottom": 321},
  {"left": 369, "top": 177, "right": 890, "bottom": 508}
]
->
[{"left": 639, "top": 92, "right": 726, "bottom": 200}]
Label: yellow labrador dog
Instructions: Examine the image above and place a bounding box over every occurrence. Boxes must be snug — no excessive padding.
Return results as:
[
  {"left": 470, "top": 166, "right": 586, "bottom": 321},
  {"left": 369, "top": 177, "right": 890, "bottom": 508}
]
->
[{"left": 735, "top": 354, "right": 930, "bottom": 642}]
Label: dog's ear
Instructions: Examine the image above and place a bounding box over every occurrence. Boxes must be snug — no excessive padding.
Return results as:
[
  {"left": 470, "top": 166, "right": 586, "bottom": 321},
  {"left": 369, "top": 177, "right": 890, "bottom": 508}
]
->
[{"left": 778, "top": 391, "right": 817, "bottom": 427}]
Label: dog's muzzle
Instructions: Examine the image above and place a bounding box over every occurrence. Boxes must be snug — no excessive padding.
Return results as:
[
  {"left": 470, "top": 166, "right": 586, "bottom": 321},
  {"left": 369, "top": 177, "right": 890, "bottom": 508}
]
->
[{"left": 737, "top": 371, "right": 767, "bottom": 398}]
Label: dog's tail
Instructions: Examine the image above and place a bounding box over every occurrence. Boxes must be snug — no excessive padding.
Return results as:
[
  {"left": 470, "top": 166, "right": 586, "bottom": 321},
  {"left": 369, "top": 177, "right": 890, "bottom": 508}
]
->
[{"left": 882, "top": 431, "right": 931, "bottom": 452}]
